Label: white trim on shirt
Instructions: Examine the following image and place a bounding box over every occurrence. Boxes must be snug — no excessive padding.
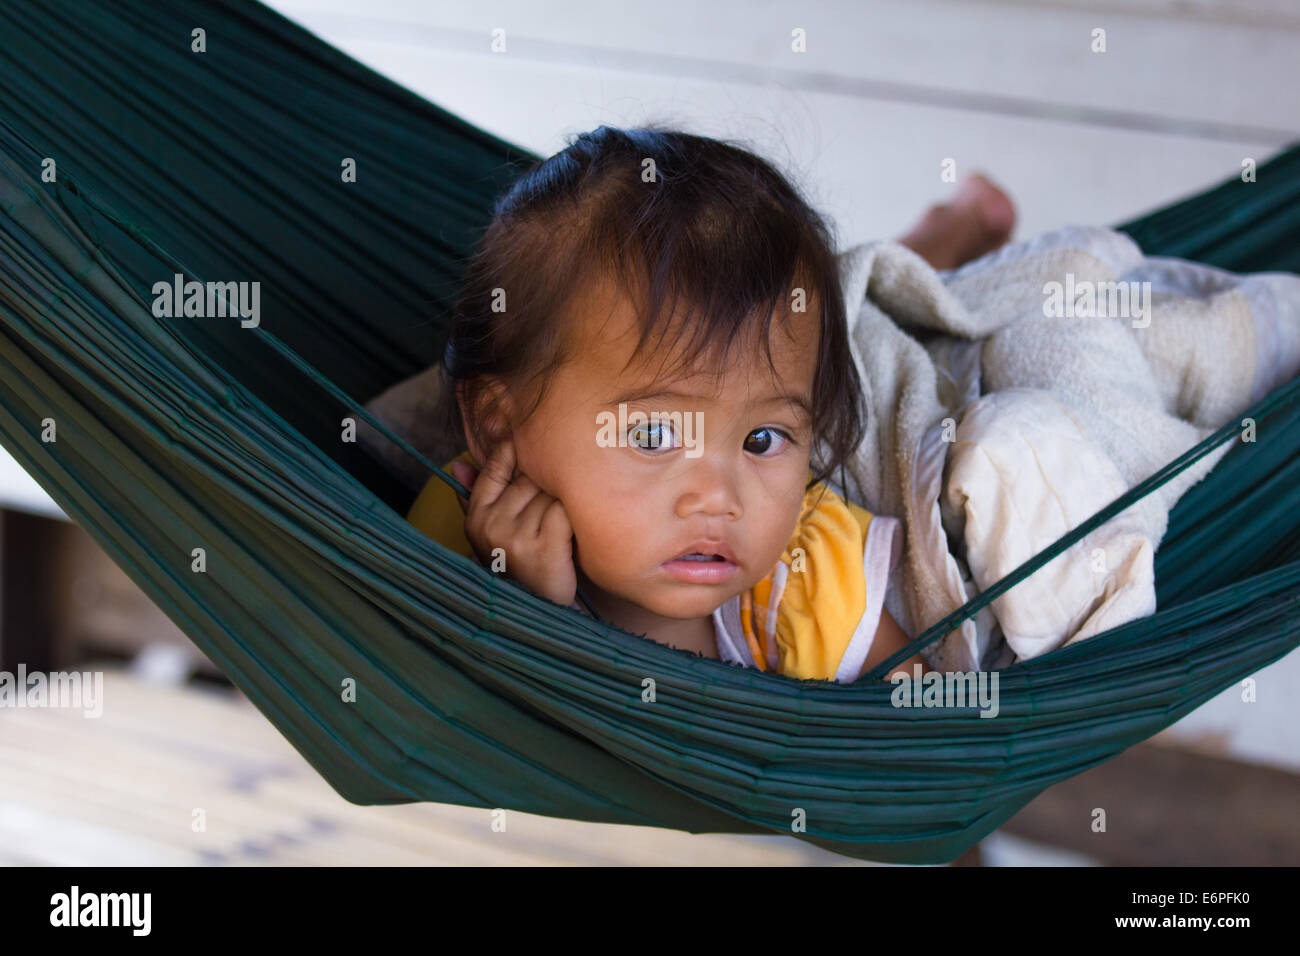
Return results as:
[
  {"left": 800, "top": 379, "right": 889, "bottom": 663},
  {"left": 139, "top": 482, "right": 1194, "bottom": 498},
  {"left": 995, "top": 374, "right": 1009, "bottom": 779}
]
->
[
  {"left": 833, "top": 515, "right": 903, "bottom": 681},
  {"left": 712, "top": 594, "right": 750, "bottom": 666},
  {"left": 711, "top": 514, "right": 903, "bottom": 682}
]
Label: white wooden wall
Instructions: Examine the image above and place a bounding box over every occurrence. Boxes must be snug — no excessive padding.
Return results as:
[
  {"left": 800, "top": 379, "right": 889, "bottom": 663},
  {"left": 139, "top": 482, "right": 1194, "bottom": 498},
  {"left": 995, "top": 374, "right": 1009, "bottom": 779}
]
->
[{"left": 264, "top": 0, "right": 1299, "bottom": 244}]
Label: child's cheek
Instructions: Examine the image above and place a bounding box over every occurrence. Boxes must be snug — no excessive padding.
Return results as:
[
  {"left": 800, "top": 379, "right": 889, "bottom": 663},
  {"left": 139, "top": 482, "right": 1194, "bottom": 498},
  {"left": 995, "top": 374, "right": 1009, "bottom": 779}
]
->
[
  {"left": 510, "top": 429, "right": 570, "bottom": 500},
  {"left": 569, "top": 514, "right": 637, "bottom": 592},
  {"left": 568, "top": 479, "right": 654, "bottom": 572},
  {"left": 570, "top": 485, "right": 638, "bottom": 549}
]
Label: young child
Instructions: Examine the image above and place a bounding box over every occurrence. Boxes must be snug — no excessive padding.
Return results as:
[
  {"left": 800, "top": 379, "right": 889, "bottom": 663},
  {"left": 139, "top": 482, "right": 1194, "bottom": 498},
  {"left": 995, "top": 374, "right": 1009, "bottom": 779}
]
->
[{"left": 406, "top": 125, "right": 926, "bottom": 682}]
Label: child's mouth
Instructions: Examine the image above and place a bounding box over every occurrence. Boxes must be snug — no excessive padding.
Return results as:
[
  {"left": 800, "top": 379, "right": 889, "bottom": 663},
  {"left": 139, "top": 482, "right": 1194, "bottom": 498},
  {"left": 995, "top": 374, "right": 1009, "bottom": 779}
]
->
[{"left": 660, "top": 552, "right": 740, "bottom": 584}]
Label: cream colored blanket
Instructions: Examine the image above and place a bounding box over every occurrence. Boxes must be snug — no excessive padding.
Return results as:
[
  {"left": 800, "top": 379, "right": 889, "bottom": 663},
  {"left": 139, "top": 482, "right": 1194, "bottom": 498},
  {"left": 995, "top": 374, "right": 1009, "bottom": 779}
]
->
[{"left": 837, "top": 225, "right": 1300, "bottom": 670}]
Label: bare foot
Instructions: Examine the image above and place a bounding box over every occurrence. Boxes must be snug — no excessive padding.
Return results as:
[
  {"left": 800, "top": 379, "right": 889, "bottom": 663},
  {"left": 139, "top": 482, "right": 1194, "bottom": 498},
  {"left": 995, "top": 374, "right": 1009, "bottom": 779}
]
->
[{"left": 897, "top": 172, "right": 1017, "bottom": 271}]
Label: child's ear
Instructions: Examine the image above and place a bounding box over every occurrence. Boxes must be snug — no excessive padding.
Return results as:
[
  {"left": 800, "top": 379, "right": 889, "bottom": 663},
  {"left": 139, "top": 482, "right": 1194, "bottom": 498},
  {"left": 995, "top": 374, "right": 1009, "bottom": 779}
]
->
[{"left": 457, "top": 377, "right": 514, "bottom": 467}]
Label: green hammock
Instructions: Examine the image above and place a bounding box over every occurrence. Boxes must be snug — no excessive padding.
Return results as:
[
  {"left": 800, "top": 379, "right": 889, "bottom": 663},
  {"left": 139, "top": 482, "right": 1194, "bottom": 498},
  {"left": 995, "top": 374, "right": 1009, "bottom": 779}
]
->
[{"left": 2, "top": 0, "right": 1299, "bottom": 865}]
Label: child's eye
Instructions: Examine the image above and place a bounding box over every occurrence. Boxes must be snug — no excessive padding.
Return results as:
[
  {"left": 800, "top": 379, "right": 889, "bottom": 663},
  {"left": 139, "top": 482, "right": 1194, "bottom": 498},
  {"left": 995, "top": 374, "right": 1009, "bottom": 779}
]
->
[
  {"left": 744, "top": 426, "right": 791, "bottom": 456},
  {"left": 628, "top": 419, "right": 679, "bottom": 452}
]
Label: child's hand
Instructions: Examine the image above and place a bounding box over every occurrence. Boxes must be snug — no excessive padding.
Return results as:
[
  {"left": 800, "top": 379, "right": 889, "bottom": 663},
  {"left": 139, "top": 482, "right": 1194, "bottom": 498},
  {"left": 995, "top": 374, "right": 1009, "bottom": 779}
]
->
[{"left": 448, "top": 439, "right": 578, "bottom": 607}]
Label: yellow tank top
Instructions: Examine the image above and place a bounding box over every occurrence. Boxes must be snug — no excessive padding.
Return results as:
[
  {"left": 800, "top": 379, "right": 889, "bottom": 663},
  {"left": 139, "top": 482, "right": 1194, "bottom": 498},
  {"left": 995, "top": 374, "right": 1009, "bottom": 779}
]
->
[{"left": 406, "top": 452, "right": 901, "bottom": 683}]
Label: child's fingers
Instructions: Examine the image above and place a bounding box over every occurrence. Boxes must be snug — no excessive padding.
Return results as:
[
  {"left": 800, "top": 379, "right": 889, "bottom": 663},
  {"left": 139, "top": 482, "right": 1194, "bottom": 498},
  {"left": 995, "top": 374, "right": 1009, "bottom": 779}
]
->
[
  {"left": 493, "top": 468, "right": 545, "bottom": 516},
  {"left": 485, "top": 450, "right": 558, "bottom": 520},
  {"left": 539, "top": 498, "right": 574, "bottom": 543},
  {"left": 517, "top": 487, "right": 570, "bottom": 541},
  {"left": 470, "top": 438, "right": 516, "bottom": 510}
]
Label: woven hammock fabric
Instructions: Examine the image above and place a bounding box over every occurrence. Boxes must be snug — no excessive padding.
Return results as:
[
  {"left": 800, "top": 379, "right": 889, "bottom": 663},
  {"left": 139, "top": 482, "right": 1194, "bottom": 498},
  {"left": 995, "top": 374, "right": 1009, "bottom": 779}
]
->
[{"left": 2, "top": 0, "right": 1299, "bottom": 864}]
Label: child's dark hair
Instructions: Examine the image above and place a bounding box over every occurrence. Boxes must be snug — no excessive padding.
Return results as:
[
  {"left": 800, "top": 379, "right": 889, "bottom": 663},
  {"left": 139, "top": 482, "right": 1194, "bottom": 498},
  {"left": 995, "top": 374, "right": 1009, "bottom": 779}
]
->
[{"left": 437, "top": 124, "right": 868, "bottom": 491}]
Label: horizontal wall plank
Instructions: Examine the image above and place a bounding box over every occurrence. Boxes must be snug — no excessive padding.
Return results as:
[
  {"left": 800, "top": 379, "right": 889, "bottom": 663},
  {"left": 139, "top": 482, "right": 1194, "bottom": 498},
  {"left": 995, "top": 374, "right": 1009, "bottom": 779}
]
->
[{"left": 269, "top": 0, "right": 1300, "bottom": 136}]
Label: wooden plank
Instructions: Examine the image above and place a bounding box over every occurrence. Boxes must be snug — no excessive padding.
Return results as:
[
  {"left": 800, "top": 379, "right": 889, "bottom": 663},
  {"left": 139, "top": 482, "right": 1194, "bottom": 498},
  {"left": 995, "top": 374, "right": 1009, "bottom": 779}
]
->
[
  {"left": 999, "top": 0, "right": 1300, "bottom": 30},
  {"left": 268, "top": 0, "right": 1300, "bottom": 134}
]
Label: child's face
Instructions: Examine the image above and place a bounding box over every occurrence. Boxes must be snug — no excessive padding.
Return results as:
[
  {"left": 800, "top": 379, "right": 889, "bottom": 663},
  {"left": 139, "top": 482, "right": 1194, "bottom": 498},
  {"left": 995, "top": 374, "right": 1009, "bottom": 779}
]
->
[{"left": 481, "top": 278, "right": 818, "bottom": 623}]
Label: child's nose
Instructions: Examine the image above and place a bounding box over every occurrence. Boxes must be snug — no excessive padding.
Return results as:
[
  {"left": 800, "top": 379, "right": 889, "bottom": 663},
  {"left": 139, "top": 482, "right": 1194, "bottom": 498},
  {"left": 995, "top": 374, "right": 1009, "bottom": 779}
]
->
[{"left": 673, "top": 461, "right": 743, "bottom": 520}]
